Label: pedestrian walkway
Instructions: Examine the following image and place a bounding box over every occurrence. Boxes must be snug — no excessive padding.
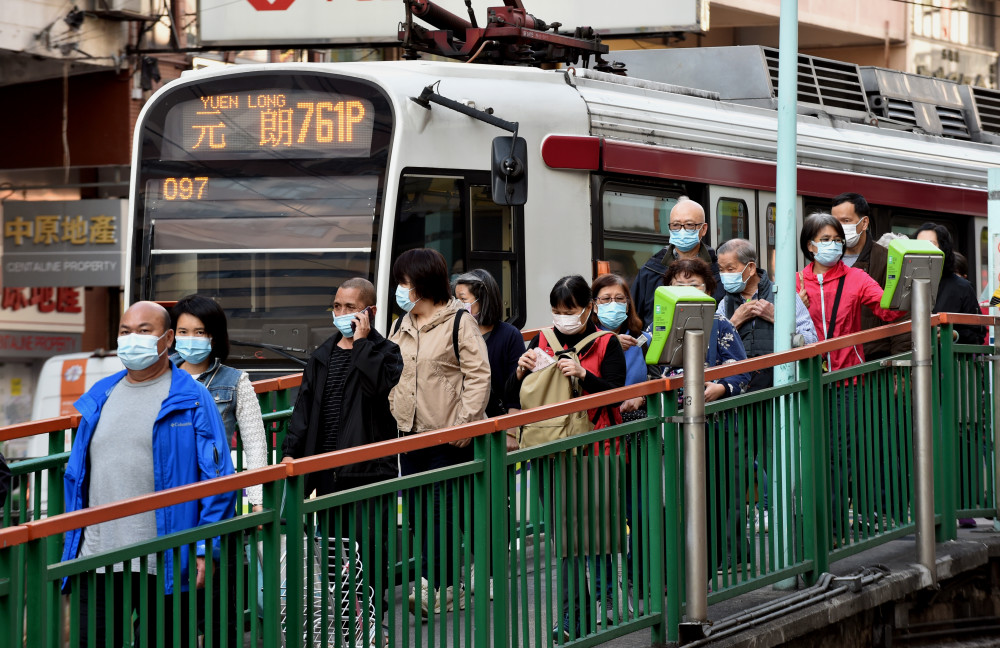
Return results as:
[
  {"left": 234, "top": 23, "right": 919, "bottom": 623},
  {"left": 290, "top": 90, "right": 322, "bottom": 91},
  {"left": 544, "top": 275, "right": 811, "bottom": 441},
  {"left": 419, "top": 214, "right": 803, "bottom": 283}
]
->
[{"left": 0, "top": 314, "right": 996, "bottom": 647}]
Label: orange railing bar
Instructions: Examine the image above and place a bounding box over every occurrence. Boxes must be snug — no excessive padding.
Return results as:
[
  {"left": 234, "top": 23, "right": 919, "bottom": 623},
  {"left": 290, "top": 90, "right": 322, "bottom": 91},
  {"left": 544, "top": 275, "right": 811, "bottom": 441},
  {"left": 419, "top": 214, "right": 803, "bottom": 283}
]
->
[{"left": 0, "top": 414, "right": 80, "bottom": 443}]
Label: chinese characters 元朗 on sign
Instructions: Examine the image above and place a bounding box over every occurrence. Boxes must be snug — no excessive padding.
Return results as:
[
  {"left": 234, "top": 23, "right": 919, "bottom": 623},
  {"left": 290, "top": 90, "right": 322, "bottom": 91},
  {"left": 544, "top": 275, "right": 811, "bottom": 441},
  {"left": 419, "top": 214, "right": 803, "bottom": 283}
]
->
[{"left": 2, "top": 200, "right": 125, "bottom": 288}]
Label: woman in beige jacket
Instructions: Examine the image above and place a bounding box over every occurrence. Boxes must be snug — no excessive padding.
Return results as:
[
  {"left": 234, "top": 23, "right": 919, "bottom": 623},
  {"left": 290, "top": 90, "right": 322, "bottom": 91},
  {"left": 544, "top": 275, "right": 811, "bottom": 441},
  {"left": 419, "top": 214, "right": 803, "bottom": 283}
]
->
[{"left": 388, "top": 248, "right": 491, "bottom": 618}]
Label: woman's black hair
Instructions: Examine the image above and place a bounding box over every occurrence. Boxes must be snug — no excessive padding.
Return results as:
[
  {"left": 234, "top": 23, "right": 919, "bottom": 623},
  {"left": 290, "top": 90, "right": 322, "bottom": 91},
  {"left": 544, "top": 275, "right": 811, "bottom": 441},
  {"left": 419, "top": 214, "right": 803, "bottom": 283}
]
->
[
  {"left": 661, "top": 258, "right": 717, "bottom": 297},
  {"left": 549, "top": 275, "right": 592, "bottom": 311},
  {"left": 170, "top": 294, "right": 230, "bottom": 362},
  {"left": 454, "top": 268, "right": 503, "bottom": 326},
  {"left": 392, "top": 248, "right": 452, "bottom": 305},
  {"left": 800, "top": 212, "right": 846, "bottom": 263},
  {"left": 915, "top": 222, "right": 956, "bottom": 276}
]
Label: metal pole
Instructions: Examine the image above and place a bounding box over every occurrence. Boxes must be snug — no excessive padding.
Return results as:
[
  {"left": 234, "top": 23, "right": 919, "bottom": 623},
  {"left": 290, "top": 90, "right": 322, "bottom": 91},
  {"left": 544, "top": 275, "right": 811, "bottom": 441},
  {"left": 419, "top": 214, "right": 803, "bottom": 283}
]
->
[
  {"left": 683, "top": 330, "right": 708, "bottom": 624},
  {"left": 989, "top": 168, "right": 1000, "bottom": 531},
  {"left": 773, "top": 0, "right": 800, "bottom": 590},
  {"left": 912, "top": 279, "right": 936, "bottom": 585}
]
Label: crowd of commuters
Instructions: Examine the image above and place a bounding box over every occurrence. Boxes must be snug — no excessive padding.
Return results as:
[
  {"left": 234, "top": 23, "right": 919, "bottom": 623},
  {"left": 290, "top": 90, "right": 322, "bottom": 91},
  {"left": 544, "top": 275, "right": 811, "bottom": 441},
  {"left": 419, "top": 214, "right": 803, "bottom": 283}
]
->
[{"left": 55, "top": 190, "right": 987, "bottom": 641}]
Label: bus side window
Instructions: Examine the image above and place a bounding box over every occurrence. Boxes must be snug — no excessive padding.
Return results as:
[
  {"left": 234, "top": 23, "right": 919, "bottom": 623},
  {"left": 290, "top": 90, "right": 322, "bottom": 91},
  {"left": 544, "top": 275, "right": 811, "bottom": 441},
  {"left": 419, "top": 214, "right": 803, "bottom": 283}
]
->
[
  {"left": 715, "top": 197, "right": 749, "bottom": 242},
  {"left": 765, "top": 203, "right": 777, "bottom": 280},
  {"left": 600, "top": 185, "right": 679, "bottom": 287},
  {"left": 391, "top": 174, "right": 524, "bottom": 326},
  {"left": 468, "top": 185, "right": 521, "bottom": 323}
]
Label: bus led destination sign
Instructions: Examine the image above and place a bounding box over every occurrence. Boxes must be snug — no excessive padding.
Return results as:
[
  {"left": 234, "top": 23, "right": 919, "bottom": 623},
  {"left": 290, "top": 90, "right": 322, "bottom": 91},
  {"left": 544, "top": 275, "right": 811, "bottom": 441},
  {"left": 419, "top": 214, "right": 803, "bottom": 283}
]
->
[{"left": 170, "top": 89, "right": 375, "bottom": 158}]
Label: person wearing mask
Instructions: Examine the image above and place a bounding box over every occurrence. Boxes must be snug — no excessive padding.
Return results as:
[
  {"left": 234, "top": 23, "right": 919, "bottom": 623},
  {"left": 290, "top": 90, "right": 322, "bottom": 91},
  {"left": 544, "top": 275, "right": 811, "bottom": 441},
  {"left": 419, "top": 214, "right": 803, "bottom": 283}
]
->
[
  {"left": 506, "top": 274, "right": 627, "bottom": 641},
  {"left": 590, "top": 273, "right": 647, "bottom": 620},
  {"left": 916, "top": 224, "right": 988, "bottom": 530},
  {"left": 798, "top": 213, "right": 904, "bottom": 544},
  {"left": 171, "top": 295, "right": 267, "bottom": 510},
  {"left": 170, "top": 295, "right": 268, "bottom": 646},
  {"left": 389, "top": 248, "right": 492, "bottom": 617},
  {"left": 831, "top": 193, "right": 909, "bottom": 359},
  {"left": 650, "top": 259, "right": 751, "bottom": 574},
  {"left": 632, "top": 197, "right": 726, "bottom": 328},
  {"left": 61, "top": 302, "right": 235, "bottom": 647},
  {"left": 282, "top": 277, "right": 403, "bottom": 627},
  {"left": 716, "top": 239, "right": 817, "bottom": 534},
  {"left": 453, "top": 268, "right": 522, "bottom": 599},
  {"left": 716, "top": 239, "right": 817, "bottom": 391},
  {"left": 454, "top": 268, "right": 523, "bottom": 450}
]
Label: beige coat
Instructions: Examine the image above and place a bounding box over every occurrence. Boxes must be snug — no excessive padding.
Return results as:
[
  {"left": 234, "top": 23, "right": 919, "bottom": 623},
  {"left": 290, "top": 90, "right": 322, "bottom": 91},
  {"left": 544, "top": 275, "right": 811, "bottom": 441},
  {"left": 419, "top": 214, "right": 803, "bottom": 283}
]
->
[{"left": 388, "top": 299, "right": 491, "bottom": 434}]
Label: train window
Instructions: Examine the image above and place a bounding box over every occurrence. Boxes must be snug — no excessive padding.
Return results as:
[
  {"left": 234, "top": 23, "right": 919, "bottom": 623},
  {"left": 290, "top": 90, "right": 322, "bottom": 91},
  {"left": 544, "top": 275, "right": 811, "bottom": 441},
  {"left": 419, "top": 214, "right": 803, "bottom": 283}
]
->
[
  {"left": 764, "top": 203, "right": 777, "bottom": 280},
  {"left": 715, "top": 198, "right": 749, "bottom": 242},
  {"left": 391, "top": 173, "right": 524, "bottom": 326},
  {"left": 600, "top": 185, "right": 679, "bottom": 286},
  {"left": 602, "top": 189, "right": 677, "bottom": 236}
]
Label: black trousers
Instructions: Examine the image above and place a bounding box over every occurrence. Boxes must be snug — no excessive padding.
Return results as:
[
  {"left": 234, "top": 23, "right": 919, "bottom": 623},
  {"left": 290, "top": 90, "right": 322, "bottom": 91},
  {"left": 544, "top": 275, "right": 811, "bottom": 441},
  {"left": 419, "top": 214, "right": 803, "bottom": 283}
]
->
[{"left": 76, "top": 570, "right": 191, "bottom": 648}]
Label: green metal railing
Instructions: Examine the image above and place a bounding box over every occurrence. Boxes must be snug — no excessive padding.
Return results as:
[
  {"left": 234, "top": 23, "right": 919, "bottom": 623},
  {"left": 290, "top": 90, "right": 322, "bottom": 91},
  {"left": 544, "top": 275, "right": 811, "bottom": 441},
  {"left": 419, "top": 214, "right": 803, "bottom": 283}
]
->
[{"left": 0, "top": 315, "right": 996, "bottom": 647}]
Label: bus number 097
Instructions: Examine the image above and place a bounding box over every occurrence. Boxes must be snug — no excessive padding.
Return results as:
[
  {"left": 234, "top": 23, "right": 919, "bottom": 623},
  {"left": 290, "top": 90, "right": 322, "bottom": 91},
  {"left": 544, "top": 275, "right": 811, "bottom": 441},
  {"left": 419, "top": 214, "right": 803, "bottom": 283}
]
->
[{"left": 163, "top": 177, "right": 209, "bottom": 200}]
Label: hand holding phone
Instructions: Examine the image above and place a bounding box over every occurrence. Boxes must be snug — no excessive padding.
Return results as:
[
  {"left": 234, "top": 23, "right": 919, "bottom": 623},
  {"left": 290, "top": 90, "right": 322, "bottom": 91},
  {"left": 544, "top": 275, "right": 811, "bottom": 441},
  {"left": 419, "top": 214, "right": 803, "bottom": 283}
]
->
[{"left": 351, "top": 306, "right": 373, "bottom": 338}]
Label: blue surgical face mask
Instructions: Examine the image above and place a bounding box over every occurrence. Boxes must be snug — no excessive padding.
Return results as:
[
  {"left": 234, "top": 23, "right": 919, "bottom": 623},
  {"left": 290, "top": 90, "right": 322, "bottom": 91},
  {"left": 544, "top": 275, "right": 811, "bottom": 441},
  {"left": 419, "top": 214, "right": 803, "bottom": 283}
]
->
[
  {"left": 117, "top": 332, "right": 167, "bottom": 371},
  {"left": 720, "top": 263, "right": 751, "bottom": 295},
  {"left": 395, "top": 285, "right": 419, "bottom": 312},
  {"left": 813, "top": 240, "right": 844, "bottom": 267},
  {"left": 597, "top": 302, "right": 628, "bottom": 330},
  {"left": 669, "top": 227, "right": 702, "bottom": 252},
  {"left": 174, "top": 336, "right": 212, "bottom": 364},
  {"left": 333, "top": 311, "right": 359, "bottom": 338}
]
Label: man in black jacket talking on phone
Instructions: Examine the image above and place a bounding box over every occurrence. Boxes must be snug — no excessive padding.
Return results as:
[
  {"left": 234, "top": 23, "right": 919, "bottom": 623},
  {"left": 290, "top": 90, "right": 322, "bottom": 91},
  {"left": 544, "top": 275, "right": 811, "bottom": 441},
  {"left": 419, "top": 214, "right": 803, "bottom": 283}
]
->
[{"left": 281, "top": 277, "right": 403, "bottom": 626}]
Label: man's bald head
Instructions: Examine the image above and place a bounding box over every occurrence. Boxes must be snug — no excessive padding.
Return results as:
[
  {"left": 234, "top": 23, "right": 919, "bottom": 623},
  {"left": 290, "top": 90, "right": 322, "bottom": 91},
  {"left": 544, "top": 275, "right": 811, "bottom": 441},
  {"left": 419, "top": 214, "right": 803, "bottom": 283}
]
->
[
  {"left": 122, "top": 301, "right": 172, "bottom": 334},
  {"left": 669, "top": 197, "right": 705, "bottom": 223}
]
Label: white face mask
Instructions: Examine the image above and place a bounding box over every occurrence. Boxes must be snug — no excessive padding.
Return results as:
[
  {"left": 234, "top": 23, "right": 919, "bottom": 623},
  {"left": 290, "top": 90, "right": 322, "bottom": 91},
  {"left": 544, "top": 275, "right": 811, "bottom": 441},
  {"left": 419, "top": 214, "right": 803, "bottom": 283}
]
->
[
  {"left": 842, "top": 219, "right": 866, "bottom": 248},
  {"left": 552, "top": 308, "right": 587, "bottom": 335}
]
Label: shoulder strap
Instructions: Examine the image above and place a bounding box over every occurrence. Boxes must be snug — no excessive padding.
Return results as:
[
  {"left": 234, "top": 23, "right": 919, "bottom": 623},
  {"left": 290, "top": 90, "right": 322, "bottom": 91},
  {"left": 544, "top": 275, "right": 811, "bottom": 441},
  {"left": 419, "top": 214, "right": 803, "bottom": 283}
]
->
[
  {"left": 540, "top": 327, "right": 563, "bottom": 352},
  {"left": 452, "top": 308, "right": 466, "bottom": 362},
  {"left": 572, "top": 330, "right": 611, "bottom": 354},
  {"left": 826, "top": 276, "right": 847, "bottom": 339},
  {"left": 391, "top": 315, "right": 403, "bottom": 336}
]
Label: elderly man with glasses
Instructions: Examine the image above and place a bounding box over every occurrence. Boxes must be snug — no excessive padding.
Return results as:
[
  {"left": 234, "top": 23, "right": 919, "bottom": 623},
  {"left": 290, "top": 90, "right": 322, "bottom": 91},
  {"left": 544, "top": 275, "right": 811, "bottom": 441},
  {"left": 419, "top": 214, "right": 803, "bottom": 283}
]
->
[{"left": 631, "top": 196, "right": 726, "bottom": 327}]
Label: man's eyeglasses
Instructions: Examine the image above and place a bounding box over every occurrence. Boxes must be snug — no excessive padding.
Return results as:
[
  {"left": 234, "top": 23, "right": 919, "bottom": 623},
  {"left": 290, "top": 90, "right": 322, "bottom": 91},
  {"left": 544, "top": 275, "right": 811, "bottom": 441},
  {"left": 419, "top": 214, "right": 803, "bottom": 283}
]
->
[
  {"left": 668, "top": 222, "right": 705, "bottom": 232},
  {"left": 595, "top": 296, "right": 628, "bottom": 305}
]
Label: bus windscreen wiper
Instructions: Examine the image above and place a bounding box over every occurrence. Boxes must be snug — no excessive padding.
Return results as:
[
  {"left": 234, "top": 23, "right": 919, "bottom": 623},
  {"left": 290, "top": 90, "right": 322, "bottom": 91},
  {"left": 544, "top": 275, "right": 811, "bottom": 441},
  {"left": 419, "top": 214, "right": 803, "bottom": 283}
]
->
[{"left": 230, "top": 340, "right": 308, "bottom": 367}]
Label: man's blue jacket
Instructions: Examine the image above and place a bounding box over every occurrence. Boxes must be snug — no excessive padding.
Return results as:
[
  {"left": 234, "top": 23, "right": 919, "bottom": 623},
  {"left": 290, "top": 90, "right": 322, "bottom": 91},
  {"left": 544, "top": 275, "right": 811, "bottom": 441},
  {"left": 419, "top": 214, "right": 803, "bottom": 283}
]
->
[{"left": 61, "top": 361, "right": 236, "bottom": 593}]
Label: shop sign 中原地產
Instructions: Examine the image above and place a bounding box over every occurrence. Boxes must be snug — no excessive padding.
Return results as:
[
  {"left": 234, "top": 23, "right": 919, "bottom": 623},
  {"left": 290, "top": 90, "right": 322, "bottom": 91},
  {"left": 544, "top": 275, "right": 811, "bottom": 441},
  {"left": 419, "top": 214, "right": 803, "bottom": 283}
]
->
[{"left": 2, "top": 200, "right": 125, "bottom": 288}]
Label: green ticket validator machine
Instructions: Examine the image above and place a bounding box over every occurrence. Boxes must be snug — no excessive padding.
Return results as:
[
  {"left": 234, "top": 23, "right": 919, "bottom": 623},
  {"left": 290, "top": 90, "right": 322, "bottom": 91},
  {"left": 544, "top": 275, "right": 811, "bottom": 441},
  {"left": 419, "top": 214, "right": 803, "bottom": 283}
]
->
[
  {"left": 881, "top": 239, "right": 944, "bottom": 310},
  {"left": 645, "top": 286, "right": 717, "bottom": 366}
]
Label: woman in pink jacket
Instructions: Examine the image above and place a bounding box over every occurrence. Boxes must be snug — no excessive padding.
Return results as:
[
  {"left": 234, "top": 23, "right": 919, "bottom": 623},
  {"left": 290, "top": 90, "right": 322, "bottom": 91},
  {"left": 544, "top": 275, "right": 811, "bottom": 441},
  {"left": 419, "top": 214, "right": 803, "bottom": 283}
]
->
[
  {"left": 797, "top": 212, "right": 903, "bottom": 372},
  {"left": 797, "top": 212, "right": 904, "bottom": 545}
]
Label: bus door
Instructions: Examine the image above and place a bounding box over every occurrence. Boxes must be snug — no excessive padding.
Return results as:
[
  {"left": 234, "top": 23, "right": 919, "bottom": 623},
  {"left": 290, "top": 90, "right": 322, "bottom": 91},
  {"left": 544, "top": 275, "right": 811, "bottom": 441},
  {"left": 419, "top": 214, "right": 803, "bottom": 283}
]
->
[{"left": 974, "top": 216, "right": 989, "bottom": 301}]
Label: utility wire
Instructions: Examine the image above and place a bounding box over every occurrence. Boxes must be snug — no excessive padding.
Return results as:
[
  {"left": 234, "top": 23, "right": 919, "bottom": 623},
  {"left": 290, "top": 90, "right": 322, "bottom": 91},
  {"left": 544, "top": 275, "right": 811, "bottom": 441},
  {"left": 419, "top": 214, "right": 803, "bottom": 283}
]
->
[{"left": 890, "top": 0, "right": 1000, "bottom": 19}]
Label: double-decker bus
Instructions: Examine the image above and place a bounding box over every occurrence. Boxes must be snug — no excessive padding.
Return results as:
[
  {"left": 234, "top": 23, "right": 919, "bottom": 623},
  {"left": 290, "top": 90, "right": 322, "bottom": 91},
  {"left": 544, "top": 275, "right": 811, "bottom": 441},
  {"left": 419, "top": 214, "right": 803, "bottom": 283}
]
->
[{"left": 127, "top": 46, "right": 1000, "bottom": 374}]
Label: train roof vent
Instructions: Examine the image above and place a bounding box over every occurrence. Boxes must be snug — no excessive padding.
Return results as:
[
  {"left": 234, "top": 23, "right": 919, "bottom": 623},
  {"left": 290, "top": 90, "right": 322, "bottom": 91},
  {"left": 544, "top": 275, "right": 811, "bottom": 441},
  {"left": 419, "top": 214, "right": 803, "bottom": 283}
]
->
[
  {"left": 605, "top": 46, "right": 871, "bottom": 120},
  {"left": 937, "top": 106, "right": 970, "bottom": 139},
  {"left": 861, "top": 67, "right": 975, "bottom": 140},
  {"left": 884, "top": 98, "right": 918, "bottom": 126},
  {"left": 761, "top": 47, "right": 870, "bottom": 116},
  {"left": 966, "top": 86, "right": 1000, "bottom": 138}
]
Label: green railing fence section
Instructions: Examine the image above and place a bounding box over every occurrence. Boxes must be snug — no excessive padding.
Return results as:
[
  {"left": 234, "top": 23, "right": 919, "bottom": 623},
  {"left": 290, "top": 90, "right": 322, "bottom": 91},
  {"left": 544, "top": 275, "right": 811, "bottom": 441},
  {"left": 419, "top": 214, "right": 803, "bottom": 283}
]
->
[{"left": 0, "top": 317, "right": 997, "bottom": 647}]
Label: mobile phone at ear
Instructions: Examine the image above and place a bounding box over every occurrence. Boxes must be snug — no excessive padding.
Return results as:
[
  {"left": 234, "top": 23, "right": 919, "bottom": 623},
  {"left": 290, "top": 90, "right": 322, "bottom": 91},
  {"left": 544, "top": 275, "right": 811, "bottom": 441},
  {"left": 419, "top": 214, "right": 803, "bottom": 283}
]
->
[{"left": 350, "top": 306, "right": 373, "bottom": 332}]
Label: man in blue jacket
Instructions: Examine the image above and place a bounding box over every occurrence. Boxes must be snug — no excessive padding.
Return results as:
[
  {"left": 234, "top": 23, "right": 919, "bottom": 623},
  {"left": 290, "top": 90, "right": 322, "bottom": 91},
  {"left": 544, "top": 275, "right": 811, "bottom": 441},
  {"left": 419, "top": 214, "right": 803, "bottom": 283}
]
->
[{"left": 61, "top": 301, "right": 235, "bottom": 647}]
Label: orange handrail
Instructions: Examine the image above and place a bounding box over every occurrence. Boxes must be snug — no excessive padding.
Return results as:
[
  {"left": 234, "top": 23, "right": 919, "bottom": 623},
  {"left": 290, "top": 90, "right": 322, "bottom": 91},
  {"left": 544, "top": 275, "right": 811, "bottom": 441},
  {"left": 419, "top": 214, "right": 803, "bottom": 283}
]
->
[{"left": 1, "top": 313, "right": 996, "bottom": 551}]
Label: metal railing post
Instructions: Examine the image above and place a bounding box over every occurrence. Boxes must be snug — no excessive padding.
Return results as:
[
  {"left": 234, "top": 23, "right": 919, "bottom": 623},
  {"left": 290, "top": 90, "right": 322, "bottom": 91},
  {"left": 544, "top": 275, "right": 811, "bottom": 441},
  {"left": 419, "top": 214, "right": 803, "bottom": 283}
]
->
[
  {"left": 911, "top": 279, "right": 936, "bottom": 586},
  {"left": 681, "top": 330, "right": 709, "bottom": 635},
  {"left": 937, "top": 324, "right": 958, "bottom": 542},
  {"left": 994, "top": 319, "right": 1000, "bottom": 531},
  {"left": 646, "top": 391, "right": 667, "bottom": 645}
]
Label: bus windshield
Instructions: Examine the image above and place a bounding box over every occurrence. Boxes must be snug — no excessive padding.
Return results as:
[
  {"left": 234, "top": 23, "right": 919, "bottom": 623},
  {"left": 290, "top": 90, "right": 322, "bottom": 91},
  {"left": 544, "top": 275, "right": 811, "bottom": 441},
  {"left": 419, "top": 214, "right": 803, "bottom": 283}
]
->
[{"left": 130, "top": 72, "right": 393, "bottom": 368}]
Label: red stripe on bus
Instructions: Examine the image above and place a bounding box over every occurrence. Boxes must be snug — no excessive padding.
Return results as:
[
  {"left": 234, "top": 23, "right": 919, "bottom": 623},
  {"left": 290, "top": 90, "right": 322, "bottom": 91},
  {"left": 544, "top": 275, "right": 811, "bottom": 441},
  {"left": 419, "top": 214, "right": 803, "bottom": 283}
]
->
[{"left": 541, "top": 135, "right": 988, "bottom": 218}]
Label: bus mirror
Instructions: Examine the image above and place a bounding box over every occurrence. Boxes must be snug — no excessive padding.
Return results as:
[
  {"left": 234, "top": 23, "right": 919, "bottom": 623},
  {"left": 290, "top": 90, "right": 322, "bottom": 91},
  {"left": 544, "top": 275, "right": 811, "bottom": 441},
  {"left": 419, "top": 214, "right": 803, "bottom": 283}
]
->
[
  {"left": 881, "top": 239, "right": 944, "bottom": 311},
  {"left": 491, "top": 136, "right": 528, "bottom": 206}
]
